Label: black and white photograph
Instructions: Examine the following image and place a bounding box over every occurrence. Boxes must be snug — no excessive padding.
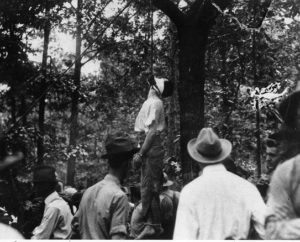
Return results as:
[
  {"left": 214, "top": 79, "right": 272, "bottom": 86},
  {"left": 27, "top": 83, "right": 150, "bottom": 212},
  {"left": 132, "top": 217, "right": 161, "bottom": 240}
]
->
[{"left": 0, "top": 0, "right": 300, "bottom": 240}]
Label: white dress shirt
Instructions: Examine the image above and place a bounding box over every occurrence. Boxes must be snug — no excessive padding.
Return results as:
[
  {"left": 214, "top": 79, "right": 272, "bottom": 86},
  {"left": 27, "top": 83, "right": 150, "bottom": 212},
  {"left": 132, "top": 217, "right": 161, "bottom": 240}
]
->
[
  {"left": 173, "top": 163, "right": 266, "bottom": 240},
  {"left": 134, "top": 89, "right": 165, "bottom": 133},
  {"left": 31, "top": 191, "right": 73, "bottom": 239},
  {"left": 0, "top": 223, "right": 24, "bottom": 239}
]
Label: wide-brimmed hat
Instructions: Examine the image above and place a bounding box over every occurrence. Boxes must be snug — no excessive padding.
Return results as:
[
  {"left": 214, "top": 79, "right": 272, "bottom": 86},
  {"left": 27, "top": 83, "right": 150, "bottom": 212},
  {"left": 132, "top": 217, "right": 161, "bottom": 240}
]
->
[
  {"left": 279, "top": 81, "right": 300, "bottom": 127},
  {"left": 33, "top": 165, "right": 57, "bottom": 183},
  {"left": 0, "top": 152, "right": 24, "bottom": 171},
  {"left": 187, "top": 128, "right": 232, "bottom": 164},
  {"left": 101, "top": 132, "right": 139, "bottom": 159},
  {"left": 162, "top": 172, "right": 173, "bottom": 187}
]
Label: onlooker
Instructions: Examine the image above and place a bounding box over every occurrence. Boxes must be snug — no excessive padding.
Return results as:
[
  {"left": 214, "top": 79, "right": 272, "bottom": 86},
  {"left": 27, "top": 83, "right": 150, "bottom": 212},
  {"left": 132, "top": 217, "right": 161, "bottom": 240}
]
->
[
  {"left": 159, "top": 172, "right": 180, "bottom": 239},
  {"left": 0, "top": 151, "right": 24, "bottom": 239},
  {"left": 72, "top": 132, "right": 138, "bottom": 239},
  {"left": 266, "top": 81, "right": 300, "bottom": 239},
  {"left": 173, "top": 128, "right": 266, "bottom": 240},
  {"left": 129, "top": 174, "right": 179, "bottom": 240},
  {"left": 61, "top": 187, "right": 78, "bottom": 215},
  {"left": 31, "top": 165, "right": 73, "bottom": 239}
]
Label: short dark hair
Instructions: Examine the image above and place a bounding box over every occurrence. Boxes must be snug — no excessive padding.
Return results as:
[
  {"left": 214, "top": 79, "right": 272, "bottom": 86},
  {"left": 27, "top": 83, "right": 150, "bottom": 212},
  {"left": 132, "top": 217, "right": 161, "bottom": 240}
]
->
[{"left": 108, "top": 153, "right": 131, "bottom": 169}]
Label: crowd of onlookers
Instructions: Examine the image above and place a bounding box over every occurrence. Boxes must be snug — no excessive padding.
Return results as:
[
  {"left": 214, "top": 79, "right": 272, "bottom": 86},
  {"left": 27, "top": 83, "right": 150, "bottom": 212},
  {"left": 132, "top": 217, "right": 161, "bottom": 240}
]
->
[{"left": 1, "top": 79, "right": 300, "bottom": 240}]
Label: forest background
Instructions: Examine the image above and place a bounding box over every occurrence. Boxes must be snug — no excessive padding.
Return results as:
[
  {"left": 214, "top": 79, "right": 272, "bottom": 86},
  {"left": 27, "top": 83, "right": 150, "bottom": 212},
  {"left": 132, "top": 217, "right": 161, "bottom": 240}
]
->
[{"left": 0, "top": 0, "right": 300, "bottom": 215}]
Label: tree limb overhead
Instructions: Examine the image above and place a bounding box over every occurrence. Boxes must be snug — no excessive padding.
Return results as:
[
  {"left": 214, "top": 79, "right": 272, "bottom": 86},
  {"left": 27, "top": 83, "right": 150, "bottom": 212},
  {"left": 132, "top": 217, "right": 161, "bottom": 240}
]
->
[{"left": 152, "top": 0, "right": 185, "bottom": 26}]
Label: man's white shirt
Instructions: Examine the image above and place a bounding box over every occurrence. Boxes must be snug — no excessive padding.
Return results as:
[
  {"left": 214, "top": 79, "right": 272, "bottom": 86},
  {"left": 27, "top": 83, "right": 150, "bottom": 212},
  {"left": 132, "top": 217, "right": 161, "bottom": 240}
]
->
[{"left": 173, "top": 163, "right": 266, "bottom": 240}]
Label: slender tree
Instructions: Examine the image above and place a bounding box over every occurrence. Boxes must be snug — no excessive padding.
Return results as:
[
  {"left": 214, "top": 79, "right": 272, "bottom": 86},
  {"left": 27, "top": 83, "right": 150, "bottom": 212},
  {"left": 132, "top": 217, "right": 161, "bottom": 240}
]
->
[
  {"left": 67, "top": 0, "right": 83, "bottom": 186},
  {"left": 37, "top": 0, "right": 51, "bottom": 164}
]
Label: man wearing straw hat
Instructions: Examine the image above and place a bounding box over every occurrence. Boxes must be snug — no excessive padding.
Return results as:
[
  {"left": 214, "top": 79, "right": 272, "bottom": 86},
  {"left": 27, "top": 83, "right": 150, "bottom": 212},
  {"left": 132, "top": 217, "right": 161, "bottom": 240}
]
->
[
  {"left": 266, "top": 81, "right": 300, "bottom": 239},
  {"left": 173, "top": 128, "right": 266, "bottom": 240}
]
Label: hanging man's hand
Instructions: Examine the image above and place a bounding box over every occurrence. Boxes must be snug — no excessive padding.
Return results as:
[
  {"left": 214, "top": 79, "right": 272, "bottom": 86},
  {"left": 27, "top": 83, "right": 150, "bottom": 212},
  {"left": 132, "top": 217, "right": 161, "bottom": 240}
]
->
[{"left": 132, "top": 153, "right": 143, "bottom": 170}]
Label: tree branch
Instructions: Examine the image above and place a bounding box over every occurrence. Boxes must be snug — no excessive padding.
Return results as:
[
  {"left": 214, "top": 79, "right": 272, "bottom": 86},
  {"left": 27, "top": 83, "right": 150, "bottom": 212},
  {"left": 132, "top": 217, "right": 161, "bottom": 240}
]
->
[
  {"left": 152, "top": 0, "right": 185, "bottom": 26},
  {"left": 187, "top": 0, "right": 231, "bottom": 25}
]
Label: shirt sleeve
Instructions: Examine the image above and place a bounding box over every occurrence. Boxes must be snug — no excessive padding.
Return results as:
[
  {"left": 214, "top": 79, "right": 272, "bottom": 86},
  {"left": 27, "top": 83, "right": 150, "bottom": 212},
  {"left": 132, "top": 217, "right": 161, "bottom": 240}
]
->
[
  {"left": 173, "top": 189, "right": 199, "bottom": 240},
  {"left": 31, "top": 206, "right": 60, "bottom": 239},
  {"left": 266, "top": 160, "right": 300, "bottom": 239},
  {"left": 249, "top": 185, "right": 267, "bottom": 239},
  {"left": 109, "top": 193, "right": 129, "bottom": 237},
  {"left": 145, "top": 101, "right": 163, "bottom": 130}
]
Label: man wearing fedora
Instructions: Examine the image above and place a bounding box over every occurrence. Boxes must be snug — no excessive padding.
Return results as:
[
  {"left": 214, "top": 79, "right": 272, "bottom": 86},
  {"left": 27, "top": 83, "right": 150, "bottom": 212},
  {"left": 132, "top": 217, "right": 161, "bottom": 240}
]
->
[
  {"left": 72, "top": 132, "right": 138, "bottom": 239},
  {"left": 31, "top": 165, "right": 73, "bottom": 239},
  {"left": 266, "top": 81, "right": 300, "bottom": 239},
  {"left": 173, "top": 128, "right": 266, "bottom": 240}
]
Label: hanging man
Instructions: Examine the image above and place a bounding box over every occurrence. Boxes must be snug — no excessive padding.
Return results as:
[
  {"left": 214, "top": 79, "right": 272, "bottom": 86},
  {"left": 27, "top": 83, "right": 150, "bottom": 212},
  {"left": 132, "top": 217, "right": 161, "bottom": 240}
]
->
[{"left": 133, "top": 74, "right": 174, "bottom": 236}]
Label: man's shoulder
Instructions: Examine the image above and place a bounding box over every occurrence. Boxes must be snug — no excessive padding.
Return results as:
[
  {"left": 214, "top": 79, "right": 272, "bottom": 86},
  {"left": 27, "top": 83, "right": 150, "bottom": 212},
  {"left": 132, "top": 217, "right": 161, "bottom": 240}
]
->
[
  {"left": 276, "top": 154, "right": 300, "bottom": 172},
  {"left": 271, "top": 154, "right": 300, "bottom": 184},
  {"left": 146, "top": 97, "right": 163, "bottom": 106},
  {"left": 0, "top": 223, "right": 24, "bottom": 239},
  {"left": 181, "top": 176, "right": 203, "bottom": 195},
  {"left": 48, "top": 196, "right": 70, "bottom": 211}
]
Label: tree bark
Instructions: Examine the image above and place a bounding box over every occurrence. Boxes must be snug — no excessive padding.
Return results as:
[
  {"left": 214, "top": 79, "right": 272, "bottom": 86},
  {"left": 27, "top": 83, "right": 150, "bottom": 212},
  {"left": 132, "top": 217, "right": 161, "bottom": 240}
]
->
[
  {"left": 10, "top": 94, "right": 16, "bottom": 124},
  {"left": 177, "top": 24, "right": 210, "bottom": 183},
  {"left": 166, "top": 22, "right": 178, "bottom": 158},
  {"left": 67, "top": 0, "right": 82, "bottom": 186},
  {"left": 20, "top": 94, "right": 27, "bottom": 126},
  {"left": 37, "top": 1, "right": 51, "bottom": 165}
]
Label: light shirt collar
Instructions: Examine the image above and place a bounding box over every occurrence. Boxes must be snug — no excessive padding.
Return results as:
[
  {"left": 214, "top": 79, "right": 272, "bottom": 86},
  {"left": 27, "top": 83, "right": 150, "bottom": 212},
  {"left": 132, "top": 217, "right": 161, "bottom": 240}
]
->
[
  {"left": 147, "top": 88, "right": 161, "bottom": 99},
  {"left": 104, "top": 173, "right": 121, "bottom": 187},
  {"left": 202, "top": 163, "right": 226, "bottom": 175},
  {"left": 44, "top": 191, "right": 60, "bottom": 206}
]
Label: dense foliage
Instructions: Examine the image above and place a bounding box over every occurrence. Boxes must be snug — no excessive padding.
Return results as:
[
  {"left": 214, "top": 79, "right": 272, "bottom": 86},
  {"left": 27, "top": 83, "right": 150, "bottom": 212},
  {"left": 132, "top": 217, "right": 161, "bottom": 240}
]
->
[{"left": 0, "top": 0, "right": 299, "bottom": 226}]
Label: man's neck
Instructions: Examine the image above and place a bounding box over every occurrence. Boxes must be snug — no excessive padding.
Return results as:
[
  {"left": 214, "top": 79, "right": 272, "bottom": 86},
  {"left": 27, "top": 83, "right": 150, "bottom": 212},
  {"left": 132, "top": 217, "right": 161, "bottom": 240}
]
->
[{"left": 108, "top": 169, "right": 122, "bottom": 184}]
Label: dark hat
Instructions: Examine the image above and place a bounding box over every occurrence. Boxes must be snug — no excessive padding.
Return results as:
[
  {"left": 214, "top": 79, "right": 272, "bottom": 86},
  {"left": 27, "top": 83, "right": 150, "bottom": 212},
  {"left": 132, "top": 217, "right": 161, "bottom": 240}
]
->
[
  {"left": 0, "top": 152, "right": 24, "bottom": 171},
  {"left": 187, "top": 128, "right": 232, "bottom": 164},
  {"left": 33, "top": 165, "right": 57, "bottom": 183},
  {"left": 279, "top": 81, "right": 300, "bottom": 127},
  {"left": 163, "top": 172, "right": 173, "bottom": 187},
  {"left": 101, "top": 132, "right": 139, "bottom": 159}
]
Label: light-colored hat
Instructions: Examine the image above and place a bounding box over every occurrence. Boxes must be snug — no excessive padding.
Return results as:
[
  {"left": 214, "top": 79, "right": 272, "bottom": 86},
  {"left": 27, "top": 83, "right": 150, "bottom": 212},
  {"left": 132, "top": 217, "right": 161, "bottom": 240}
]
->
[
  {"left": 162, "top": 172, "right": 174, "bottom": 187},
  {"left": 187, "top": 128, "right": 232, "bottom": 164}
]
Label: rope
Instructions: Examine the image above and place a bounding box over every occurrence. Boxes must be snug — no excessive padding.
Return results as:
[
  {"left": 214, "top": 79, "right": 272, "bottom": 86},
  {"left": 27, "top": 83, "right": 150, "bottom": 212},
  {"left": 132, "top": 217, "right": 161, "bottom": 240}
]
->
[
  {"left": 149, "top": 0, "right": 154, "bottom": 74},
  {"left": 6, "top": 0, "right": 134, "bottom": 134}
]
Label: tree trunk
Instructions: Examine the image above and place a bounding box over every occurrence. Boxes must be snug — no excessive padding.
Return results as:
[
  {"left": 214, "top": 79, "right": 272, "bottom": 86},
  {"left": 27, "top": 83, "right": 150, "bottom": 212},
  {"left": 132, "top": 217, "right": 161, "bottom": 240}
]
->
[
  {"left": 67, "top": 0, "right": 82, "bottom": 186},
  {"left": 10, "top": 94, "right": 16, "bottom": 124},
  {"left": 20, "top": 94, "right": 27, "bottom": 126},
  {"left": 166, "top": 22, "right": 179, "bottom": 159},
  {"left": 252, "top": 30, "right": 261, "bottom": 176},
  {"left": 37, "top": 2, "right": 51, "bottom": 165},
  {"left": 177, "top": 24, "right": 210, "bottom": 183}
]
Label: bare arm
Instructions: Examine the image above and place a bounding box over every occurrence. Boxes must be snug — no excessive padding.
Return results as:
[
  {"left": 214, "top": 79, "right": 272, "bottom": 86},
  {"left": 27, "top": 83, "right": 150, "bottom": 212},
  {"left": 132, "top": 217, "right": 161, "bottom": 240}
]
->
[{"left": 139, "top": 129, "right": 157, "bottom": 156}]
